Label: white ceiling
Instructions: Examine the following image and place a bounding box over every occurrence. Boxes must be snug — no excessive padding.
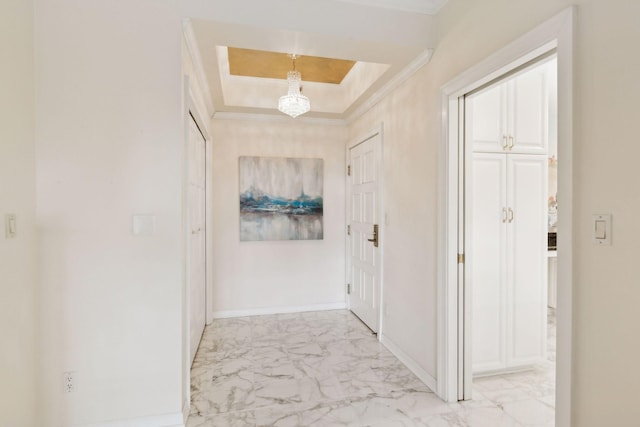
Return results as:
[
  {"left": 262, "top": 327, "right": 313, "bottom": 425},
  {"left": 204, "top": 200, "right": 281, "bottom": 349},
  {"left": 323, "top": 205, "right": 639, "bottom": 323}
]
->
[
  {"left": 332, "top": 0, "right": 449, "bottom": 14},
  {"left": 185, "top": 0, "right": 447, "bottom": 121}
]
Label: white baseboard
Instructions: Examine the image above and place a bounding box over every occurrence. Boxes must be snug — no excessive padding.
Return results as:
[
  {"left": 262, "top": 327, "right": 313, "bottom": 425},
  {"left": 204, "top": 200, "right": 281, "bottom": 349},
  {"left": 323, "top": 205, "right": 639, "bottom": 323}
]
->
[
  {"left": 78, "top": 412, "right": 184, "bottom": 427},
  {"left": 211, "top": 302, "right": 347, "bottom": 319},
  {"left": 380, "top": 333, "right": 438, "bottom": 393}
]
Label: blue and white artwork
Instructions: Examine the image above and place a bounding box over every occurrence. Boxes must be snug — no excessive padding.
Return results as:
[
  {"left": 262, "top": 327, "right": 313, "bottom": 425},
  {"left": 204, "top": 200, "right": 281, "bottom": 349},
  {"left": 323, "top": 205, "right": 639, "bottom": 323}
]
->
[{"left": 239, "top": 156, "right": 323, "bottom": 241}]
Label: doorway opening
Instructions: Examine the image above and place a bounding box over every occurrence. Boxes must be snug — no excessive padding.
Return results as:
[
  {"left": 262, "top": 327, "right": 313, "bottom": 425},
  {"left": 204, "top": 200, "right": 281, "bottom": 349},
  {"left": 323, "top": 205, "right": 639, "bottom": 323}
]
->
[
  {"left": 437, "top": 7, "right": 574, "bottom": 427},
  {"left": 463, "top": 55, "right": 558, "bottom": 423}
]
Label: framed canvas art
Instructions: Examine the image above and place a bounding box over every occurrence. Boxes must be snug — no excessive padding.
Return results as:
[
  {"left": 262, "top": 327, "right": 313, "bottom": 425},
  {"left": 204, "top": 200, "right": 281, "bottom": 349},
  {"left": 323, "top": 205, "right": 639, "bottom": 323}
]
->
[{"left": 239, "top": 156, "right": 323, "bottom": 241}]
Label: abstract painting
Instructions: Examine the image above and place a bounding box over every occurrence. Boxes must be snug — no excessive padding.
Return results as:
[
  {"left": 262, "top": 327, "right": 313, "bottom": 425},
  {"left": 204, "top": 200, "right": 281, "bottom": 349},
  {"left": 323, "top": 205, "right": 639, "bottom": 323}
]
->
[{"left": 239, "top": 156, "right": 323, "bottom": 241}]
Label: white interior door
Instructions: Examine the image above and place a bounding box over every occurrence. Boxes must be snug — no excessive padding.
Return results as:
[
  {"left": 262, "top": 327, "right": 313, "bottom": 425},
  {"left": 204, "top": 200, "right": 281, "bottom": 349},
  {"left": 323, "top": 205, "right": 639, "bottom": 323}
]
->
[
  {"left": 467, "top": 152, "right": 508, "bottom": 373},
  {"left": 509, "top": 65, "right": 549, "bottom": 154},
  {"left": 188, "top": 114, "right": 206, "bottom": 364},
  {"left": 507, "top": 154, "right": 547, "bottom": 367},
  {"left": 348, "top": 133, "right": 381, "bottom": 333},
  {"left": 466, "top": 83, "right": 507, "bottom": 153}
]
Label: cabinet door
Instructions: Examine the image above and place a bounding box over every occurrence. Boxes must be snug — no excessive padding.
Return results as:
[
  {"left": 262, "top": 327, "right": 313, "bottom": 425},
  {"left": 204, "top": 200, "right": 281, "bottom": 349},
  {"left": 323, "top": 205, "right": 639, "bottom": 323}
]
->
[
  {"left": 508, "top": 67, "right": 548, "bottom": 154},
  {"left": 466, "top": 83, "right": 507, "bottom": 153},
  {"left": 468, "top": 153, "right": 508, "bottom": 373},
  {"left": 506, "top": 154, "right": 548, "bottom": 368}
]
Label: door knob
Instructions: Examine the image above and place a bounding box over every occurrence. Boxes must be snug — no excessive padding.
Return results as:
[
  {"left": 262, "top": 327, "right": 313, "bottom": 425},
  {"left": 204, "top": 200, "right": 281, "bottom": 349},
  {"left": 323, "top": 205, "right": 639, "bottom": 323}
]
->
[{"left": 367, "top": 224, "right": 379, "bottom": 248}]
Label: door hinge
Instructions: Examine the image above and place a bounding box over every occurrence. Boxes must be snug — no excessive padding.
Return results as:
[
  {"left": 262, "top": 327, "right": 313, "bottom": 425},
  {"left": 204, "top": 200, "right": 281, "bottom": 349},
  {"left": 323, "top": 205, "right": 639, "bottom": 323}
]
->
[
  {"left": 458, "top": 253, "right": 465, "bottom": 264},
  {"left": 346, "top": 283, "right": 351, "bottom": 295},
  {"left": 347, "top": 225, "right": 351, "bottom": 235},
  {"left": 347, "top": 165, "right": 351, "bottom": 176}
]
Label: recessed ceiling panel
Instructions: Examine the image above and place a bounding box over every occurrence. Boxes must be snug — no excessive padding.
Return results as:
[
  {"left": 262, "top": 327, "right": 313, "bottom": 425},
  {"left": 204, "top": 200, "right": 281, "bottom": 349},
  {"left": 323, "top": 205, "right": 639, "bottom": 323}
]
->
[{"left": 228, "top": 47, "right": 356, "bottom": 85}]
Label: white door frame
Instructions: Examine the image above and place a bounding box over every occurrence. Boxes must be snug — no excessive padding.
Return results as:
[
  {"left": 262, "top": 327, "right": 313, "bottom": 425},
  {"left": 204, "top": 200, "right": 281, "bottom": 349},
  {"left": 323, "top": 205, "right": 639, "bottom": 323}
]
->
[
  {"left": 436, "top": 7, "right": 574, "bottom": 427},
  {"left": 346, "top": 124, "right": 384, "bottom": 336}
]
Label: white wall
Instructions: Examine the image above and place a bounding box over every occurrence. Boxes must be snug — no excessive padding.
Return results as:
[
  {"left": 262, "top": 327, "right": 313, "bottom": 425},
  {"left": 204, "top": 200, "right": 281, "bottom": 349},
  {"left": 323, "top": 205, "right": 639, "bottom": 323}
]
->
[
  {"left": 35, "top": 0, "right": 184, "bottom": 424},
  {"left": 210, "top": 118, "right": 347, "bottom": 316},
  {"left": 0, "top": 1, "right": 38, "bottom": 426},
  {"left": 350, "top": 67, "right": 438, "bottom": 378},
  {"left": 352, "top": 0, "right": 640, "bottom": 425}
]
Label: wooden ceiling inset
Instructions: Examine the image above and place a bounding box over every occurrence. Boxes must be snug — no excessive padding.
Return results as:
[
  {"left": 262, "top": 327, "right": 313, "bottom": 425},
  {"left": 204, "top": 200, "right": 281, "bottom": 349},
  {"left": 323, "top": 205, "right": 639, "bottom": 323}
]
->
[{"left": 227, "top": 47, "right": 356, "bottom": 85}]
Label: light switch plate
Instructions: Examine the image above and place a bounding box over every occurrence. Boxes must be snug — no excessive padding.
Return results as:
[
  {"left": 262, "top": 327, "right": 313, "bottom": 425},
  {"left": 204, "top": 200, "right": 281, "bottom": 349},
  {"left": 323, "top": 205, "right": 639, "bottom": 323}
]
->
[
  {"left": 132, "top": 215, "right": 156, "bottom": 236},
  {"left": 592, "top": 214, "right": 611, "bottom": 245},
  {"left": 5, "top": 214, "right": 16, "bottom": 239}
]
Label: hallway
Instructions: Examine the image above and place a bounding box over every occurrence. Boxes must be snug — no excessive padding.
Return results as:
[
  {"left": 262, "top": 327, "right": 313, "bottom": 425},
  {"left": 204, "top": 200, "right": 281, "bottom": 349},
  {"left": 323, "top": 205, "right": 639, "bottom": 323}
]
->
[{"left": 187, "top": 310, "right": 553, "bottom": 426}]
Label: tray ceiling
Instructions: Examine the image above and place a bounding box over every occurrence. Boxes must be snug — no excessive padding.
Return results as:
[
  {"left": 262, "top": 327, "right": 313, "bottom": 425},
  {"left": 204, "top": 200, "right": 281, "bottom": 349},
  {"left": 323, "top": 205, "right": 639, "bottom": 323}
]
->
[
  {"left": 186, "top": 0, "right": 443, "bottom": 120},
  {"left": 228, "top": 48, "right": 356, "bottom": 85}
]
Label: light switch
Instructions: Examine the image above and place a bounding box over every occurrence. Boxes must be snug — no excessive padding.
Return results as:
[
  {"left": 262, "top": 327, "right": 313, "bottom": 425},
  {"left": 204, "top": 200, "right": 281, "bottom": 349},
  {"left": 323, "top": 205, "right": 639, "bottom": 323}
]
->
[
  {"left": 5, "top": 214, "right": 16, "bottom": 239},
  {"left": 593, "top": 214, "right": 611, "bottom": 245},
  {"left": 594, "top": 220, "right": 606, "bottom": 239}
]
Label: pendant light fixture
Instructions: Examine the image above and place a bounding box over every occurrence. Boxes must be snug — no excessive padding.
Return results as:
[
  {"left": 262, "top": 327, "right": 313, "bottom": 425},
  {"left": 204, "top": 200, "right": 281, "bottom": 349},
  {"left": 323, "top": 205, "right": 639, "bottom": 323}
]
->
[{"left": 278, "top": 54, "right": 311, "bottom": 118}]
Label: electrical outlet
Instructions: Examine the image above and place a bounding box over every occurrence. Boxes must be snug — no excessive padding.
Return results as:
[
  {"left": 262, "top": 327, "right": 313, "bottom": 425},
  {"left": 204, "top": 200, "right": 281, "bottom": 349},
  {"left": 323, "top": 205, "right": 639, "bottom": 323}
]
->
[{"left": 63, "top": 371, "right": 76, "bottom": 393}]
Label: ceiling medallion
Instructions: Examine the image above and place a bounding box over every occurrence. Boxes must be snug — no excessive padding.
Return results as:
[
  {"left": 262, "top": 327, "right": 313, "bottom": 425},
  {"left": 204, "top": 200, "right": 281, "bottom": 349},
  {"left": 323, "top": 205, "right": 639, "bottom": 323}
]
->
[{"left": 278, "top": 54, "right": 311, "bottom": 118}]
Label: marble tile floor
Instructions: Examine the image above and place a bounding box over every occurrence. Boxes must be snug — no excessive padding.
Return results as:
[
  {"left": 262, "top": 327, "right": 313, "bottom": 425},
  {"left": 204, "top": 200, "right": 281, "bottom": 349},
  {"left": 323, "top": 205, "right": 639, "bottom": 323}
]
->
[{"left": 187, "top": 309, "right": 556, "bottom": 427}]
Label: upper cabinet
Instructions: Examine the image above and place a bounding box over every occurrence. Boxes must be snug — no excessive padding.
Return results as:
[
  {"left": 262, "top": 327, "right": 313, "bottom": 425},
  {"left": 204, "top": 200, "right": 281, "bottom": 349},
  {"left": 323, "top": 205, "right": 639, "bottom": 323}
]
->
[{"left": 466, "top": 60, "right": 551, "bottom": 155}]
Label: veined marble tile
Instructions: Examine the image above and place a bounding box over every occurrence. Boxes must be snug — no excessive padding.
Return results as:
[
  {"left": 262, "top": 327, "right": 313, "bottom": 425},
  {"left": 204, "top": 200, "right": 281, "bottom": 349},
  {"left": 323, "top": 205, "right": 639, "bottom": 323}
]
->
[
  {"left": 187, "top": 410, "right": 256, "bottom": 427},
  {"left": 501, "top": 399, "right": 555, "bottom": 426},
  {"left": 347, "top": 390, "right": 454, "bottom": 425},
  {"left": 254, "top": 376, "right": 344, "bottom": 409},
  {"left": 254, "top": 400, "right": 358, "bottom": 427},
  {"left": 190, "top": 374, "right": 255, "bottom": 416},
  {"left": 419, "top": 405, "right": 523, "bottom": 427},
  {"left": 188, "top": 309, "right": 556, "bottom": 426}
]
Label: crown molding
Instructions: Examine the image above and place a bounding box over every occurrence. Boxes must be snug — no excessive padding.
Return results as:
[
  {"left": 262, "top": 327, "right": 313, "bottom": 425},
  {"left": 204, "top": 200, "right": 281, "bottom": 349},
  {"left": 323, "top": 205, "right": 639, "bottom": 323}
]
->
[
  {"left": 182, "top": 18, "right": 215, "bottom": 117},
  {"left": 213, "top": 111, "right": 346, "bottom": 126},
  {"left": 346, "top": 48, "right": 433, "bottom": 124}
]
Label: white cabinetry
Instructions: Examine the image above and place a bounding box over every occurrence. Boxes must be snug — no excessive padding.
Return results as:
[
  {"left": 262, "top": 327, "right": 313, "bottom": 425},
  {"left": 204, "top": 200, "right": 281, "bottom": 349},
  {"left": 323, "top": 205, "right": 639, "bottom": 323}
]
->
[
  {"left": 467, "top": 152, "right": 548, "bottom": 374},
  {"left": 466, "top": 63, "right": 549, "bottom": 155}
]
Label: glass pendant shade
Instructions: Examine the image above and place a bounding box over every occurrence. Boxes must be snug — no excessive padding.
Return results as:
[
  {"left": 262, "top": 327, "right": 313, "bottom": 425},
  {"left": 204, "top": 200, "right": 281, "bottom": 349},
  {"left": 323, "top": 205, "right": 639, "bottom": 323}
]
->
[{"left": 278, "top": 65, "right": 311, "bottom": 118}]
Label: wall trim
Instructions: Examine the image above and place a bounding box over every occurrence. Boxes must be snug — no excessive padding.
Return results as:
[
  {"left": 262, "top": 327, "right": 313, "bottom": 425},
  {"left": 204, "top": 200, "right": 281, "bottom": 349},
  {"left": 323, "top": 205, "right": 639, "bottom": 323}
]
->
[
  {"left": 380, "top": 333, "right": 437, "bottom": 392},
  {"left": 345, "top": 48, "right": 433, "bottom": 124},
  {"left": 77, "top": 412, "right": 184, "bottom": 427},
  {"left": 182, "top": 399, "right": 190, "bottom": 425},
  {"left": 212, "top": 302, "right": 348, "bottom": 319},
  {"left": 182, "top": 18, "right": 215, "bottom": 118},
  {"left": 213, "top": 111, "right": 346, "bottom": 126}
]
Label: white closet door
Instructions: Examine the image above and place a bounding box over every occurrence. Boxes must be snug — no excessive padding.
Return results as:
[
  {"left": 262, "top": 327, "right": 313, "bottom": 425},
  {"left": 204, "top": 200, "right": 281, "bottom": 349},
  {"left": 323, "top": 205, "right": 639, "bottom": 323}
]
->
[
  {"left": 466, "top": 84, "right": 507, "bottom": 153},
  {"left": 468, "top": 152, "right": 508, "bottom": 373},
  {"left": 508, "top": 67, "right": 548, "bottom": 154},
  {"left": 506, "top": 154, "right": 547, "bottom": 367},
  {"left": 188, "top": 116, "right": 206, "bottom": 364}
]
